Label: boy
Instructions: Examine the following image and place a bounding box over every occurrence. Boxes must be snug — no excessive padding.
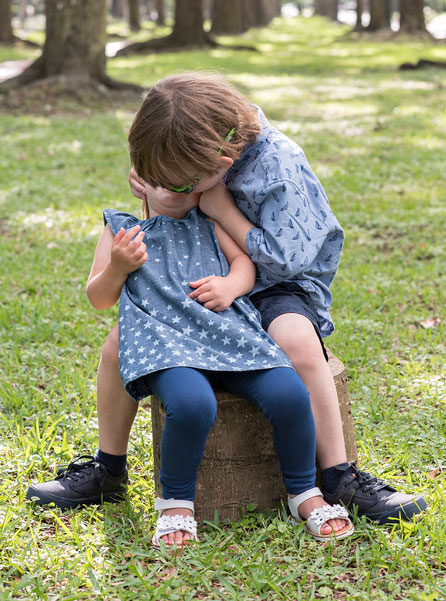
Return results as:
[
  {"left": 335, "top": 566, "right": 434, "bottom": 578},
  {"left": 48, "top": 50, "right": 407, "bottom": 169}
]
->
[{"left": 27, "top": 72, "right": 426, "bottom": 525}]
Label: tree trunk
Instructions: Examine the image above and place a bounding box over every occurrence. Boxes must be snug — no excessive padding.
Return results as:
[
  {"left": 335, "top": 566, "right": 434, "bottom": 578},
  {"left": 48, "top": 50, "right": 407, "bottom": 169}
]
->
[
  {"left": 170, "top": 0, "right": 208, "bottom": 45},
  {"left": 0, "top": 0, "right": 142, "bottom": 91},
  {"left": 0, "top": 0, "right": 15, "bottom": 44},
  {"left": 111, "top": 0, "right": 126, "bottom": 19},
  {"left": 18, "top": 0, "right": 28, "bottom": 26},
  {"left": 399, "top": 0, "right": 427, "bottom": 34},
  {"left": 367, "top": 0, "right": 389, "bottom": 30},
  {"left": 154, "top": 0, "right": 165, "bottom": 25},
  {"left": 212, "top": 0, "right": 244, "bottom": 34},
  {"left": 256, "top": 0, "right": 281, "bottom": 26},
  {"left": 115, "top": 0, "right": 257, "bottom": 56},
  {"left": 128, "top": 0, "right": 141, "bottom": 31},
  {"left": 355, "top": 0, "right": 364, "bottom": 30},
  {"left": 314, "top": 0, "right": 338, "bottom": 21}
]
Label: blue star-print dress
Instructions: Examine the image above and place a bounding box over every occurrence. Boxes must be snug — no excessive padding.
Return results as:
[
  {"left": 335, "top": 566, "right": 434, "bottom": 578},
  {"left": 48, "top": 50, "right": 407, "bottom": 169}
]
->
[{"left": 103, "top": 208, "right": 293, "bottom": 401}]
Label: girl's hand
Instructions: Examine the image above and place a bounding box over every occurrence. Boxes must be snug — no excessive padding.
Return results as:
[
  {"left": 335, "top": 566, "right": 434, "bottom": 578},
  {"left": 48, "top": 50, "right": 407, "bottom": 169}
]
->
[
  {"left": 199, "top": 182, "right": 234, "bottom": 222},
  {"left": 129, "top": 167, "right": 147, "bottom": 202},
  {"left": 110, "top": 225, "right": 148, "bottom": 276},
  {"left": 189, "top": 275, "right": 237, "bottom": 312}
]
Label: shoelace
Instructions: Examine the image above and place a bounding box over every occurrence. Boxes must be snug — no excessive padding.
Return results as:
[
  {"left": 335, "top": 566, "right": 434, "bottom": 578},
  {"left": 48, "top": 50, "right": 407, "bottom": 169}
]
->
[
  {"left": 55, "top": 455, "right": 97, "bottom": 482},
  {"left": 350, "top": 464, "right": 388, "bottom": 494}
]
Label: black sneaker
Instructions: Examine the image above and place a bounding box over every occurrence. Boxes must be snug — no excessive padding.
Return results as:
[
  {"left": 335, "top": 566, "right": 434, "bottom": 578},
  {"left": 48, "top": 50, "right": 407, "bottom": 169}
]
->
[
  {"left": 26, "top": 455, "right": 128, "bottom": 510},
  {"left": 322, "top": 463, "right": 427, "bottom": 524}
]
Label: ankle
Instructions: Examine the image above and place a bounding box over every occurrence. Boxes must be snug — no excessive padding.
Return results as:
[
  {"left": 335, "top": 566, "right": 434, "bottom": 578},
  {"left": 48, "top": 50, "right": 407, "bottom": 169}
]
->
[
  {"left": 161, "top": 507, "right": 193, "bottom": 518},
  {"left": 95, "top": 449, "right": 127, "bottom": 477}
]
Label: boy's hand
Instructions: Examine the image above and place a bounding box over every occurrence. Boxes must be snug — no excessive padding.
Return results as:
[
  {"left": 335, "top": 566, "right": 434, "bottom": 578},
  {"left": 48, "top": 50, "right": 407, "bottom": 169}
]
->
[
  {"left": 129, "top": 167, "right": 147, "bottom": 202},
  {"left": 110, "top": 225, "right": 148, "bottom": 276},
  {"left": 199, "top": 182, "right": 234, "bottom": 222},
  {"left": 189, "top": 275, "right": 237, "bottom": 312}
]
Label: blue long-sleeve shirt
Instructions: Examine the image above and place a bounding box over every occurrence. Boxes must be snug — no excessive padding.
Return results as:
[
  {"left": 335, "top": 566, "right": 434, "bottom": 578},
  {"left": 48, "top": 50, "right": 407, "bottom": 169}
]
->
[{"left": 224, "top": 107, "right": 344, "bottom": 338}]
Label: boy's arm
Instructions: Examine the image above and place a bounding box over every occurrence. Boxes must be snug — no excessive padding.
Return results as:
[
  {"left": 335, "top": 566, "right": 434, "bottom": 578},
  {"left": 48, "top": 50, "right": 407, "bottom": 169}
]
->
[
  {"left": 86, "top": 224, "right": 147, "bottom": 310},
  {"left": 189, "top": 220, "right": 256, "bottom": 312},
  {"left": 199, "top": 182, "right": 252, "bottom": 253},
  {"left": 201, "top": 180, "right": 342, "bottom": 285}
]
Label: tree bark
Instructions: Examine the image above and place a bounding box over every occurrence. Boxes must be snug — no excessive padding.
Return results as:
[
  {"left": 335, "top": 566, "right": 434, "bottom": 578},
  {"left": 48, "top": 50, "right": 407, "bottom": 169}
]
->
[
  {"left": 399, "top": 0, "right": 427, "bottom": 34},
  {"left": 0, "top": 0, "right": 142, "bottom": 91},
  {"left": 256, "top": 0, "right": 281, "bottom": 26},
  {"left": 111, "top": 0, "right": 126, "bottom": 19},
  {"left": 367, "top": 0, "right": 390, "bottom": 30},
  {"left": 211, "top": 0, "right": 244, "bottom": 33},
  {"left": 314, "top": 0, "right": 338, "bottom": 21},
  {"left": 154, "top": 0, "right": 165, "bottom": 25},
  {"left": 128, "top": 0, "right": 141, "bottom": 31},
  {"left": 115, "top": 0, "right": 257, "bottom": 56},
  {"left": 354, "top": 0, "right": 364, "bottom": 30},
  {"left": 170, "top": 0, "right": 208, "bottom": 45},
  {"left": 0, "top": 0, "right": 15, "bottom": 44},
  {"left": 18, "top": 0, "right": 28, "bottom": 26}
]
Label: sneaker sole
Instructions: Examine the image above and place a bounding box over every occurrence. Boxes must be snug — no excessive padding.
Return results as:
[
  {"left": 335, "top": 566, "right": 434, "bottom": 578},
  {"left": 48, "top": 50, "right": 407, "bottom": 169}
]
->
[{"left": 26, "top": 486, "right": 127, "bottom": 510}]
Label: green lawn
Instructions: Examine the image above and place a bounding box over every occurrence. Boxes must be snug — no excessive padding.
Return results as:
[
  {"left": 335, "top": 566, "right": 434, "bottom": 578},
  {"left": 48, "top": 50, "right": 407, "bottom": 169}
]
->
[{"left": 0, "top": 15, "right": 445, "bottom": 601}]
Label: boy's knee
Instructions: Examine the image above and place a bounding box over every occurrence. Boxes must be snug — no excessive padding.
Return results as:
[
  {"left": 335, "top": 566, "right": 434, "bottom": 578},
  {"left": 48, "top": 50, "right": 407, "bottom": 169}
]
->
[
  {"left": 101, "top": 326, "right": 119, "bottom": 368},
  {"left": 283, "top": 335, "right": 325, "bottom": 373}
]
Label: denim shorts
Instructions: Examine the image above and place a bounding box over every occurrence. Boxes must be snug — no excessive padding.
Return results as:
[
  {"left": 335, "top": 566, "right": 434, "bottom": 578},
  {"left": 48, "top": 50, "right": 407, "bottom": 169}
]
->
[{"left": 250, "top": 282, "right": 328, "bottom": 362}]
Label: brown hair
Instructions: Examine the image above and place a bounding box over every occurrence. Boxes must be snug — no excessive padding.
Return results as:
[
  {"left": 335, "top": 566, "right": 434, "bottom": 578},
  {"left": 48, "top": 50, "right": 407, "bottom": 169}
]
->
[{"left": 129, "top": 72, "right": 261, "bottom": 194}]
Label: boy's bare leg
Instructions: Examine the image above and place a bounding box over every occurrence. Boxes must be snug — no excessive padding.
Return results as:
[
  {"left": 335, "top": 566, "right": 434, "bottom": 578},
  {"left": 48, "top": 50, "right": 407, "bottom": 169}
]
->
[
  {"left": 97, "top": 324, "right": 138, "bottom": 455},
  {"left": 266, "top": 313, "right": 347, "bottom": 470}
]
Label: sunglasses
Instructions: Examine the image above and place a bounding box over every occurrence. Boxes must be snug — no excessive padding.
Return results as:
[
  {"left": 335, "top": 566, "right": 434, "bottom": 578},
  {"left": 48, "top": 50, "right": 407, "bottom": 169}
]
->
[{"left": 166, "top": 128, "right": 236, "bottom": 194}]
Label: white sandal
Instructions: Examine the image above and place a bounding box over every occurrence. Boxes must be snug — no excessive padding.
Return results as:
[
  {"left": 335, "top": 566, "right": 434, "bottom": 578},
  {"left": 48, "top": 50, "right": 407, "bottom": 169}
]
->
[
  {"left": 152, "top": 498, "right": 198, "bottom": 549},
  {"left": 288, "top": 487, "right": 354, "bottom": 541}
]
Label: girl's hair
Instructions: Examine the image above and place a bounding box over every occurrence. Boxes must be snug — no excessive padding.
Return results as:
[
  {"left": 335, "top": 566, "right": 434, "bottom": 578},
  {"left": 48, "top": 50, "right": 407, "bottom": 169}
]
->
[{"left": 128, "top": 72, "right": 261, "bottom": 194}]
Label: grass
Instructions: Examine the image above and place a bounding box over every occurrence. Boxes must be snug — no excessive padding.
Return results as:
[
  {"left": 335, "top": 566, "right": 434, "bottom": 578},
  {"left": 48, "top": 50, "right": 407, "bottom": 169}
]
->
[{"left": 1, "top": 14, "right": 445, "bottom": 601}]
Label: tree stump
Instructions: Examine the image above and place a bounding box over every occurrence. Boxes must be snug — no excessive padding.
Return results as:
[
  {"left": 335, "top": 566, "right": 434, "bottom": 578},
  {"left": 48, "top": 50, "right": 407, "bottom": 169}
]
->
[{"left": 151, "top": 351, "right": 357, "bottom": 521}]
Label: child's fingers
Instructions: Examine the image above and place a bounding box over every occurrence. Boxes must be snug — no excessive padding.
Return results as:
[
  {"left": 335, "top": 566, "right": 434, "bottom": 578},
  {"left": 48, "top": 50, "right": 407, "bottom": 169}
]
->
[
  {"left": 189, "top": 276, "right": 212, "bottom": 288},
  {"left": 113, "top": 228, "right": 127, "bottom": 244},
  {"left": 129, "top": 231, "right": 145, "bottom": 249},
  {"left": 194, "top": 291, "right": 215, "bottom": 304},
  {"left": 132, "top": 241, "right": 146, "bottom": 256},
  {"left": 119, "top": 224, "right": 141, "bottom": 246},
  {"left": 136, "top": 252, "right": 148, "bottom": 266},
  {"left": 189, "top": 282, "right": 212, "bottom": 299},
  {"left": 204, "top": 299, "right": 220, "bottom": 311}
]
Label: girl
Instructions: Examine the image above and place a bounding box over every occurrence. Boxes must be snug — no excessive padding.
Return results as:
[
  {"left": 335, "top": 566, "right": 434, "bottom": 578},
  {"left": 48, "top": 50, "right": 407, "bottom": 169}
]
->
[{"left": 84, "top": 180, "right": 353, "bottom": 549}]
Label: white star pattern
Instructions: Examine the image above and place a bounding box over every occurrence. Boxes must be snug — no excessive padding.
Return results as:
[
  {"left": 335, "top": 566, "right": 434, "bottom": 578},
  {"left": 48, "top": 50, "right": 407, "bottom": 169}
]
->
[
  {"left": 112, "top": 211, "right": 291, "bottom": 398},
  {"left": 181, "top": 298, "right": 193, "bottom": 309}
]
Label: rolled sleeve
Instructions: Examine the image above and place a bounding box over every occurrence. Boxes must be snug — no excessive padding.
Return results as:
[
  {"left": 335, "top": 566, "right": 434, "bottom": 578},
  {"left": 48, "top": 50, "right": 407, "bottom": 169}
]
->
[{"left": 245, "top": 180, "right": 329, "bottom": 286}]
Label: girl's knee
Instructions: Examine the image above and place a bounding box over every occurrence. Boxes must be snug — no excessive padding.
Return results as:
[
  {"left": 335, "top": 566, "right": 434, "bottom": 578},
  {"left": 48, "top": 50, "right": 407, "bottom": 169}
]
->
[
  {"left": 165, "top": 391, "right": 217, "bottom": 432},
  {"left": 265, "top": 373, "right": 311, "bottom": 422}
]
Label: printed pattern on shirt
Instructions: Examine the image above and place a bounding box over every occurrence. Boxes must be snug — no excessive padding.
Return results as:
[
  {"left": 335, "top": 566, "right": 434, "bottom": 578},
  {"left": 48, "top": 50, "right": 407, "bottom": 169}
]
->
[
  {"left": 224, "top": 107, "right": 344, "bottom": 338},
  {"left": 103, "top": 209, "right": 292, "bottom": 401}
]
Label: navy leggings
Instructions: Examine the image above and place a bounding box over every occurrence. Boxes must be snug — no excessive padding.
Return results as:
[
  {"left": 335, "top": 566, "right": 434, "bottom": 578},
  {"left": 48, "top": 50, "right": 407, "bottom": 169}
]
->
[{"left": 146, "top": 367, "right": 316, "bottom": 501}]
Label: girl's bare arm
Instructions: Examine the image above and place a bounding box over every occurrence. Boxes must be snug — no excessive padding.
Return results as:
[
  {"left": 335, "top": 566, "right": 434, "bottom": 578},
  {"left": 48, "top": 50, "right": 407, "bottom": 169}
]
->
[
  {"left": 189, "top": 220, "right": 256, "bottom": 312},
  {"left": 86, "top": 224, "right": 147, "bottom": 310}
]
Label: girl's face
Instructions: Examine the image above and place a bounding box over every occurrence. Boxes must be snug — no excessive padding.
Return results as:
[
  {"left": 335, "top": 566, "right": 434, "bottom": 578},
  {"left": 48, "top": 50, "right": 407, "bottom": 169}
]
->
[
  {"left": 148, "top": 157, "right": 234, "bottom": 220},
  {"left": 145, "top": 185, "right": 201, "bottom": 220},
  {"left": 162, "top": 157, "right": 234, "bottom": 196}
]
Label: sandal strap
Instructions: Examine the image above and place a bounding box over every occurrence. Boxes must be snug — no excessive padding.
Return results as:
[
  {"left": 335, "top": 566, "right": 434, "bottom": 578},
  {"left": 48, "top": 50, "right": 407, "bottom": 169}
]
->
[
  {"left": 306, "top": 504, "right": 352, "bottom": 538},
  {"left": 152, "top": 514, "right": 197, "bottom": 546},
  {"left": 155, "top": 497, "right": 195, "bottom": 514},
  {"left": 288, "top": 487, "right": 323, "bottom": 522}
]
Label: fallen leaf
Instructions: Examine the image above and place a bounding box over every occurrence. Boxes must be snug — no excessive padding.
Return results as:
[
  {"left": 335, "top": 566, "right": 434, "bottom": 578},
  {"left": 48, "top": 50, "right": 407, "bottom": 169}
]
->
[
  {"left": 429, "top": 467, "right": 440, "bottom": 479},
  {"left": 420, "top": 317, "right": 441, "bottom": 329}
]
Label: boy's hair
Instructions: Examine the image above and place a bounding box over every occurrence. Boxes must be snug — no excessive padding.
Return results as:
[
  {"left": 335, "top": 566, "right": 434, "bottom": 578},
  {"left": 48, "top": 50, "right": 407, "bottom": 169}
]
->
[{"left": 129, "top": 72, "right": 261, "bottom": 193}]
